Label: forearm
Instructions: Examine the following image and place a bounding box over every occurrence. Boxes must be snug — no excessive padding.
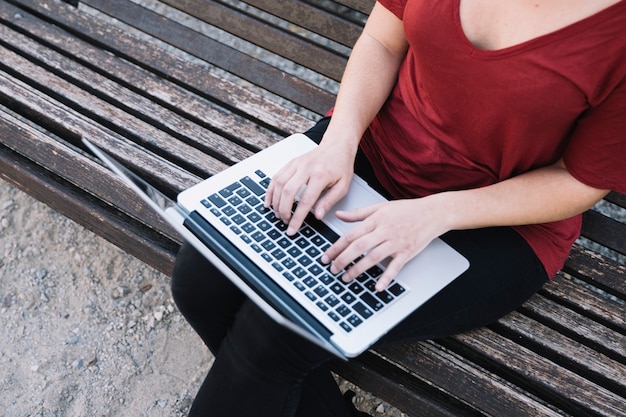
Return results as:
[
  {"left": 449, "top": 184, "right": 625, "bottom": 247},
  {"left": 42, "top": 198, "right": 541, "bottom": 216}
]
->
[
  {"left": 321, "top": 3, "right": 408, "bottom": 153},
  {"left": 435, "top": 160, "right": 610, "bottom": 232}
]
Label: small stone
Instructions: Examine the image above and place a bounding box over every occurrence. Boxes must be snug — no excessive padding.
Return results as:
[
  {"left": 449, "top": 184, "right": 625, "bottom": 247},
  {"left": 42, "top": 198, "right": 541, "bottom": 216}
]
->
[
  {"left": 376, "top": 404, "right": 386, "bottom": 414},
  {"left": 66, "top": 336, "right": 79, "bottom": 345}
]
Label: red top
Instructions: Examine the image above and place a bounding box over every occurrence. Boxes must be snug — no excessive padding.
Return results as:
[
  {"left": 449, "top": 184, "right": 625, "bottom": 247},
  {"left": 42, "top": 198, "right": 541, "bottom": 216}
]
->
[{"left": 359, "top": 0, "right": 626, "bottom": 277}]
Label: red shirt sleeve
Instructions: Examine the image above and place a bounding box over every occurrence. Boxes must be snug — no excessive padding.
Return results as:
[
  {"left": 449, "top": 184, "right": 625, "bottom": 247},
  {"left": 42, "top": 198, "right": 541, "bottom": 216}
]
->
[
  {"left": 378, "top": 0, "right": 407, "bottom": 20},
  {"left": 563, "top": 79, "right": 626, "bottom": 194}
]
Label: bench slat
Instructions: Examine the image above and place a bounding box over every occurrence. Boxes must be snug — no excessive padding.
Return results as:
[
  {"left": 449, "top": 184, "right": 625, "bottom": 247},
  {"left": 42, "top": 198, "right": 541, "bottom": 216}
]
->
[
  {"left": 159, "top": 0, "right": 352, "bottom": 81},
  {"left": 448, "top": 329, "right": 626, "bottom": 417},
  {"left": 374, "top": 341, "right": 564, "bottom": 417},
  {"left": 0, "top": 2, "right": 278, "bottom": 152},
  {"left": 6, "top": 0, "right": 314, "bottom": 134},
  {"left": 494, "top": 311, "right": 626, "bottom": 395},
  {"left": 239, "top": 0, "right": 364, "bottom": 47},
  {"left": 564, "top": 244, "right": 626, "bottom": 299},
  {"left": 79, "top": 0, "right": 335, "bottom": 115},
  {"left": 582, "top": 210, "right": 626, "bottom": 256},
  {"left": 521, "top": 294, "right": 626, "bottom": 363},
  {"left": 0, "top": 41, "right": 246, "bottom": 176},
  {"left": 541, "top": 273, "right": 626, "bottom": 332}
]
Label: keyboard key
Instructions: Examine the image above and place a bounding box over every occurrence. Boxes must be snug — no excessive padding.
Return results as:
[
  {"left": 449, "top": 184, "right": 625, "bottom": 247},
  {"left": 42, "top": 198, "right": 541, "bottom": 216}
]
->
[
  {"left": 325, "top": 295, "right": 340, "bottom": 307},
  {"left": 241, "top": 176, "right": 265, "bottom": 195},
  {"left": 247, "top": 212, "right": 262, "bottom": 222},
  {"left": 237, "top": 204, "right": 252, "bottom": 214},
  {"left": 251, "top": 231, "right": 265, "bottom": 242},
  {"left": 260, "top": 178, "right": 271, "bottom": 188},
  {"left": 316, "top": 301, "right": 329, "bottom": 312},
  {"left": 305, "top": 247, "right": 321, "bottom": 257},
  {"left": 282, "top": 258, "right": 296, "bottom": 269},
  {"left": 261, "top": 240, "right": 276, "bottom": 251},
  {"left": 295, "top": 237, "right": 310, "bottom": 248},
  {"left": 303, "top": 277, "right": 317, "bottom": 288},
  {"left": 232, "top": 214, "right": 246, "bottom": 225},
  {"left": 336, "top": 305, "right": 351, "bottom": 317},
  {"left": 341, "top": 293, "right": 356, "bottom": 304},
  {"left": 271, "top": 248, "right": 286, "bottom": 260},
  {"left": 328, "top": 311, "right": 340, "bottom": 322},
  {"left": 242, "top": 223, "right": 255, "bottom": 233},
  {"left": 287, "top": 247, "right": 302, "bottom": 257},
  {"left": 293, "top": 267, "right": 307, "bottom": 278},
  {"left": 388, "top": 283, "right": 406, "bottom": 296},
  {"left": 339, "top": 322, "right": 352, "bottom": 332},
  {"left": 298, "top": 255, "right": 313, "bottom": 267},
  {"left": 360, "top": 293, "right": 384, "bottom": 311},
  {"left": 376, "top": 290, "right": 395, "bottom": 304},
  {"left": 228, "top": 195, "right": 243, "bottom": 206},
  {"left": 308, "top": 264, "right": 324, "bottom": 276},
  {"left": 353, "top": 302, "right": 373, "bottom": 319},
  {"left": 222, "top": 206, "right": 236, "bottom": 216},
  {"left": 347, "top": 314, "right": 363, "bottom": 328},
  {"left": 347, "top": 282, "right": 364, "bottom": 294},
  {"left": 220, "top": 182, "right": 242, "bottom": 197},
  {"left": 313, "top": 285, "right": 329, "bottom": 297},
  {"left": 329, "top": 283, "right": 345, "bottom": 294},
  {"left": 277, "top": 237, "right": 291, "bottom": 248},
  {"left": 236, "top": 187, "right": 251, "bottom": 198},
  {"left": 208, "top": 193, "right": 227, "bottom": 208}
]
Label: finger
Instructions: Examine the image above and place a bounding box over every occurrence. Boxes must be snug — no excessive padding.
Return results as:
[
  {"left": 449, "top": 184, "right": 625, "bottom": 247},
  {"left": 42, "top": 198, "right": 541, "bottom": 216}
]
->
[
  {"left": 286, "top": 181, "right": 327, "bottom": 235},
  {"left": 311, "top": 180, "right": 350, "bottom": 220},
  {"left": 334, "top": 202, "right": 383, "bottom": 223},
  {"left": 329, "top": 221, "right": 379, "bottom": 274},
  {"left": 374, "top": 255, "right": 408, "bottom": 291},
  {"left": 339, "top": 240, "right": 391, "bottom": 283}
]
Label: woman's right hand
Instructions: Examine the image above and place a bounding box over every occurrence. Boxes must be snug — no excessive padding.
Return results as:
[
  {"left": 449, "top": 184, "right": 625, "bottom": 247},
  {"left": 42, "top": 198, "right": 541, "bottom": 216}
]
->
[{"left": 264, "top": 139, "right": 356, "bottom": 235}]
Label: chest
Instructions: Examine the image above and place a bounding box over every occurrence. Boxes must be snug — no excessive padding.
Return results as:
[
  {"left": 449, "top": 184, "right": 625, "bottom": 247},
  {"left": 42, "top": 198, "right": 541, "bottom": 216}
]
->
[{"left": 458, "top": 0, "right": 621, "bottom": 50}]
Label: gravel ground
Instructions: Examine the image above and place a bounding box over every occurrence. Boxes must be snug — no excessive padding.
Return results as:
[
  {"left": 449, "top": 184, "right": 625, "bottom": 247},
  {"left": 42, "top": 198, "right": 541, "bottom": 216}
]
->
[{"left": 0, "top": 178, "right": 406, "bottom": 416}]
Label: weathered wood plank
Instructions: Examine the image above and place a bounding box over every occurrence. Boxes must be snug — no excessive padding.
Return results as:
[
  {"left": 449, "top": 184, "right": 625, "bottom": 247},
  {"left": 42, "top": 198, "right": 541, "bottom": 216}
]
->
[
  {"left": 494, "top": 311, "right": 626, "bottom": 395},
  {"left": 160, "top": 0, "right": 351, "bottom": 80},
  {"left": 241, "top": 0, "right": 364, "bottom": 47},
  {"left": 541, "top": 273, "right": 626, "bottom": 331},
  {"left": 520, "top": 294, "right": 626, "bottom": 362},
  {"left": 0, "top": 40, "right": 248, "bottom": 174},
  {"left": 375, "top": 341, "right": 564, "bottom": 417},
  {"left": 79, "top": 0, "right": 336, "bottom": 114},
  {"left": 564, "top": 244, "right": 626, "bottom": 298},
  {"left": 582, "top": 209, "right": 626, "bottom": 256},
  {"left": 0, "top": 0, "right": 282, "bottom": 152},
  {"left": 6, "top": 0, "right": 315, "bottom": 133},
  {"left": 448, "top": 329, "right": 626, "bottom": 417}
]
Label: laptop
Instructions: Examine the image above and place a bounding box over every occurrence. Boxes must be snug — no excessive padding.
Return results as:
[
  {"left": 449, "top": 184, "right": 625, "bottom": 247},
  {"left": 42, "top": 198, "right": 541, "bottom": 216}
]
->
[{"left": 83, "top": 134, "right": 469, "bottom": 359}]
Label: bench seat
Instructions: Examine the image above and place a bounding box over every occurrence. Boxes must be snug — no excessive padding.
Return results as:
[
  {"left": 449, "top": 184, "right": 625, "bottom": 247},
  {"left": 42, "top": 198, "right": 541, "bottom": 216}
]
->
[{"left": 1, "top": 1, "right": 624, "bottom": 416}]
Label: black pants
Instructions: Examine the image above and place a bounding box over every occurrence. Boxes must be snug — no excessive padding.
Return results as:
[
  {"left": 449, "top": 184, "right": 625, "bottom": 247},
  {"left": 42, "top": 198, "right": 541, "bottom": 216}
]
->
[{"left": 171, "top": 118, "right": 549, "bottom": 416}]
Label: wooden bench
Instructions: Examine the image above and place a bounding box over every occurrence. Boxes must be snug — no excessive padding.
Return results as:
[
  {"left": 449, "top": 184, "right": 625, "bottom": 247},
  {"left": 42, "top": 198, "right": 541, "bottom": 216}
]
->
[{"left": 1, "top": 1, "right": 624, "bottom": 415}]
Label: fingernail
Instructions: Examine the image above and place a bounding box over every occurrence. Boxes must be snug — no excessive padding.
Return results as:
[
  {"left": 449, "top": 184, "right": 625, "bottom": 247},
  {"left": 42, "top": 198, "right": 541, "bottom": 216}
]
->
[
  {"left": 287, "top": 227, "right": 296, "bottom": 236},
  {"left": 320, "top": 255, "right": 329, "bottom": 264}
]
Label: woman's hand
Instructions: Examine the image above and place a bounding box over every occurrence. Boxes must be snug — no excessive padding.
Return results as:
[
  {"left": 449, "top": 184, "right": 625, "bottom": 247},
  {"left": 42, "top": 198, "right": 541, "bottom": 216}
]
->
[
  {"left": 321, "top": 197, "right": 449, "bottom": 292},
  {"left": 264, "top": 141, "right": 356, "bottom": 235}
]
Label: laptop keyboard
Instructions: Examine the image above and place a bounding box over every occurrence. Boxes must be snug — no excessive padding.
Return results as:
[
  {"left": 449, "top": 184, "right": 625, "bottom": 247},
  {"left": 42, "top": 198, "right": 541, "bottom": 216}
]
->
[{"left": 200, "top": 169, "right": 407, "bottom": 334}]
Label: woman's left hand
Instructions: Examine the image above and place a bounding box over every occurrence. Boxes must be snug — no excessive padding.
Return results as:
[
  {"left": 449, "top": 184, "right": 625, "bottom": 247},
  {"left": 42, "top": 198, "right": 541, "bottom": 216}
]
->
[{"left": 321, "top": 198, "right": 448, "bottom": 292}]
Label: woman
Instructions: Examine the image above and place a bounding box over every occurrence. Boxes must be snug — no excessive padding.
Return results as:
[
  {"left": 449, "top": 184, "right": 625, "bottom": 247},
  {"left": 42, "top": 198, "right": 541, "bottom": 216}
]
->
[{"left": 172, "top": 0, "right": 626, "bottom": 415}]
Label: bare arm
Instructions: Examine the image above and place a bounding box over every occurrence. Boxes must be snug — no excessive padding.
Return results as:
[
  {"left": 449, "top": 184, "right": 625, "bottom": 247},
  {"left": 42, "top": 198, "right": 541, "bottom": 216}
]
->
[
  {"left": 265, "top": 2, "right": 409, "bottom": 233},
  {"left": 327, "top": 159, "right": 609, "bottom": 290}
]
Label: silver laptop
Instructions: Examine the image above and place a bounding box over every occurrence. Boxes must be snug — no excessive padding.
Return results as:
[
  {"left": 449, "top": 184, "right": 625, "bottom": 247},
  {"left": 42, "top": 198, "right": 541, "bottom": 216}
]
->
[{"left": 84, "top": 134, "right": 469, "bottom": 359}]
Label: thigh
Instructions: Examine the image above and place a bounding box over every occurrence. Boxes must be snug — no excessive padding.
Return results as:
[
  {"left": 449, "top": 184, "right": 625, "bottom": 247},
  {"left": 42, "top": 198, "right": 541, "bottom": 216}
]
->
[
  {"left": 378, "top": 227, "right": 549, "bottom": 345},
  {"left": 171, "top": 241, "right": 247, "bottom": 353}
]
